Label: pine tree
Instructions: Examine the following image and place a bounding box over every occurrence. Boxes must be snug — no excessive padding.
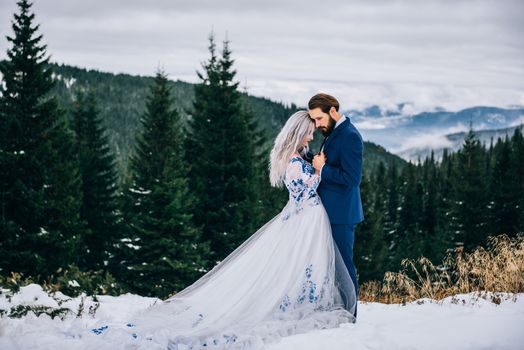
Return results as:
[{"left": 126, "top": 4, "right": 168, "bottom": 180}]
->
[
  {"left": 487, "top": 137, "right": 513, "bottom": 235},
  {"left": 72, "top": 91, "right": 121, "bottom": 271},
  {"left": 395, "top": 163, "right": 423, "bottom": 265},
  {"left": 420, "top": 153, "right": 440, "bottom": 262},
  {"left": 0, "top": 0, "right": 86, "bottom": 279},
  {"left": 450, "top": 129, "right": 489, "bottom": 250},
  {"left": 383, "top": 161, "right": 400, "bottom": 271},
  {"left": 436, "top": 149, "right": 456, "bottom": 250},
  {"left": 238, "top": 91, "right": 265, "bottom": 229},
  {"left": 355, "top": 166, "right": 388, "bottom": 281},
  {"left": 509, "top": 128, "right": 524, "bottom": 232},
  {"left": 186, "top": 34, "right": 258, "bottom": 268},
  {"left": 121, "top": 71, "right": 208, "bottom": 297}
]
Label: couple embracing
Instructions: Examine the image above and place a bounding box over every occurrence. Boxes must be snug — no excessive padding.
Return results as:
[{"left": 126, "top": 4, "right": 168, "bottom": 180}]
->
[{"left": 91, "top": 93, "right": 364, "bottom": 350}]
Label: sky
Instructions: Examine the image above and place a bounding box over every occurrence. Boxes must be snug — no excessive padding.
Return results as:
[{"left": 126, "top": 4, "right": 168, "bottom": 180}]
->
[{"left": 0, "top": 0, "right": 523, "bottom": 113}]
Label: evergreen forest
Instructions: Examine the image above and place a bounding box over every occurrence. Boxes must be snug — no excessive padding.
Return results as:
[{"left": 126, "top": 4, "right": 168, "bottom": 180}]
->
[{"left": 1, "top": 1, "right": 522, "bottom": 298}]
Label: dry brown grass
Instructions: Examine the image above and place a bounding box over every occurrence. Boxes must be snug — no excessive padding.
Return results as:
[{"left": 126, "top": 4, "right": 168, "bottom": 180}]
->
[{"left": 360, "top": 234, "right": 524, "bottom": 304}]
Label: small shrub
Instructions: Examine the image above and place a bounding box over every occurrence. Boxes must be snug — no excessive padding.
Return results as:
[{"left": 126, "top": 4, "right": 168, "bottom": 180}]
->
[
  {"left": 0, "top": 266, "right": 121, "bottom": 319},
  {"left": 0, "top": 272, "right": 34, "bottom": 294},
  {"left": 45, "top": 265, "right": 125, "bottom": 297},
  {"left": 360, "top": 234, "right": 524, "bottom": 304},
  {"left": 8, "top": 304, "right": 71, "bottom": 319}
]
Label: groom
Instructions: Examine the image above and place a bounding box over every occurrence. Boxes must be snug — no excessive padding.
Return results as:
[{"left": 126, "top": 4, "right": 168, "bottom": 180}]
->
[{"left": 308, "top": 93, "right": 364, "bottom": 319}]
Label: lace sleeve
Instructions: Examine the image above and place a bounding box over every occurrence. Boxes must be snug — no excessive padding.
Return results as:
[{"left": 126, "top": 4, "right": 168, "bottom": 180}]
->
[{"left": 284, "top": 158, "right": 320, "bottom": 204}]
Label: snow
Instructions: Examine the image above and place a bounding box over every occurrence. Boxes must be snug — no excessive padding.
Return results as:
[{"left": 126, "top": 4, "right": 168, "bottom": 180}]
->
[
  {"left": 37, "top": 227, "right": 49, "bottom": 236},
  {"left": 268, "top": 294, "right": 524, "bottom": 350},
  {"left": 68, "top": 280, "right": 80, "bottom": 288},
  {"left": 0, "top": 284, "right": 523, "bottom": 350},
  {"left": 129, "top": 187, "right": 151, "bottom": 195},
  {"left": 65, "top": 77, "right": 76, "bottom": 88}
]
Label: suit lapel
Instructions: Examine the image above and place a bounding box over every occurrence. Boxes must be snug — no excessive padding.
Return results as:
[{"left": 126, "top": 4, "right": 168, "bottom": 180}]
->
[{"left": 323, "top": 118, "right": 349, "bottom": 151}]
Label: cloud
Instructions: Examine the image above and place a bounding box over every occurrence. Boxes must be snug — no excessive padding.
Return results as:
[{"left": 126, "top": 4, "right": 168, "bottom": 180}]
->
[
  {"left": 508, "top": 115, "right": 524, "bottom": 128},
  {"left": 0, "top": 0, "right": 522, "bottom": 110},
  {"left": 393, "top": 133, "right": 455, "bottom": 153},
  {"left": 391, "top": 124, "right": 470, "bottom": 153},
  {"left": 353, "top": 113, "right": 412, "bottom": 130},
  {"left": 352, "top": 120, "right": 388, "bottom": 130}
]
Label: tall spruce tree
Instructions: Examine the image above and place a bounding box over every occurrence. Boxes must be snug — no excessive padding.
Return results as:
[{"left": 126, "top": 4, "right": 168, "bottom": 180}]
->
[
  {"left": 509, "top": 128, "right": 524, "bottom": 232},
  {"left": 121, "top": 71, "right": 207, "bottom": 298},
  {"left": 72, "top": 91, "right": 121, "bottom": 271},
  {"left": 450, "top": 129, "right": 489, "bottom": 250},
  {"left": 186, "top": 34, "right": 258, "bottom": 267},
  {"left": 383, "top": 161, "right": 400, "bottom": 271},
  {"left": 237, "top": 94, "right": 266, "bottom": 231},
  {"left": 436, "top": 149, "right": 456, "bottom": 251},
  {"left": 394, "top": 163, "right": 423, "bottom": 265},
  {"left": 420, "top": 153, "right": 440, "bottom": 262},
  {"left": 487, "top": 137, "right": 516, "bottom": 236},
  {"left": 0, "top": 0, "right": 86, "bottom": 279},
  {"left": 354, "top": 168, "right": 388, "bottom": 281}
]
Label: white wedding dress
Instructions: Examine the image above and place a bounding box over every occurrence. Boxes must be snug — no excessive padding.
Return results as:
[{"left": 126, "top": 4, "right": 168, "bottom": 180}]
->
[{"left": 89, "top": 155, "right": 356, "bottom": 349}]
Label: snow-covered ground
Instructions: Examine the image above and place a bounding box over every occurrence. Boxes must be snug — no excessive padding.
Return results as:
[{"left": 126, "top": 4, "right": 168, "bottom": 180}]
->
[{"left": 0, "top": 284, "right": 523, "bottom": 350}]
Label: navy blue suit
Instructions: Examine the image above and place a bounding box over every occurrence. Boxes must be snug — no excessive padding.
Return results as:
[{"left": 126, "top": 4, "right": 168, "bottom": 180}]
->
[{"left": 318, "top": 117, "right": 364, "bottom": 317}]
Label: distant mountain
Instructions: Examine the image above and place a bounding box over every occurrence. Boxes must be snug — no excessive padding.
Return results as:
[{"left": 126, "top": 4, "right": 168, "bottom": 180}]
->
[
  {"left": 363, "top": 142, "right": 407, "bottom": 171},
  {"left": 346, "top": 103, "right": 447, "bottom": 119},
  {"left": 348, "top": 104, "right": 524, "bottom": 162},
  {"left": 44, "top": 63, "right": 402, "bottom": 177},
  {"left": 48, "top": 63, "right": 297, "bottom": 177},
  {"left": 403, "top": 107, "right": 524, "bottom": 130},
  {"left": 398, "top": 124, "right": 524, "bottom": 162},
  {"left": 446, "top": 124, "right": 523, "bottom": 145}
]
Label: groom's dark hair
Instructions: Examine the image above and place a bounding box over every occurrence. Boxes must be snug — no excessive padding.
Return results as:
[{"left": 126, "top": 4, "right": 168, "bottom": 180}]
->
[{"left": 308, "top": 93, "right": 340, "bottom": 114}]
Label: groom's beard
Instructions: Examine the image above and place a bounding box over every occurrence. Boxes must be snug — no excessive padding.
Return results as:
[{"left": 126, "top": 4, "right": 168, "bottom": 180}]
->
[{"left": 320, "top": 117, "right": 337, "bottom": 136}]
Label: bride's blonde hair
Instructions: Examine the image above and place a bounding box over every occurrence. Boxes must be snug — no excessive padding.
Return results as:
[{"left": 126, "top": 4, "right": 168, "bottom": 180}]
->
[{"left": 269, "top": 110, "right": 315, "bottom": 188}]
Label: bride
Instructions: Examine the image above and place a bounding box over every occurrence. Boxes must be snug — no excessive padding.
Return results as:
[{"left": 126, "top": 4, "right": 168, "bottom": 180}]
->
[{"left": 89, "top": 111, "right": 356, "bottom": 349}]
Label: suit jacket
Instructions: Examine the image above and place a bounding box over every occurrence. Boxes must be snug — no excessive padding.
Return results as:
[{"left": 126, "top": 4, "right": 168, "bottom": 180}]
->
[{"left": 318, "top": 118, "right": 364, "bottom": 225}]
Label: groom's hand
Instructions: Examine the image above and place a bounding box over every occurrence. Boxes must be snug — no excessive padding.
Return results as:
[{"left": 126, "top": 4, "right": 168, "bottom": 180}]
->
[{"left": 312, "top": 152, "right": 326, "bottom": 171}]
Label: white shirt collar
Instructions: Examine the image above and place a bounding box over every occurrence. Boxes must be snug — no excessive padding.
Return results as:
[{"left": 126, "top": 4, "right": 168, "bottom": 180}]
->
[{"left": 335, "top": 115, "right": 346, "bottom": 129}]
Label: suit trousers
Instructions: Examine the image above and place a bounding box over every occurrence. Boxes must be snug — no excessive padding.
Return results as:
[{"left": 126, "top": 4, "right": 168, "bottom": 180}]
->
[{"left": 331, "top": 224, "right": 359, "bottom": 318}]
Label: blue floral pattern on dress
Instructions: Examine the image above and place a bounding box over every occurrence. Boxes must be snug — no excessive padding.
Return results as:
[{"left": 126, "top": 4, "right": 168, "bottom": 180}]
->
[
  {"left": 279, "top": 295, "right": 291, "bottom": 312},
  {"left": 91, "top": 325, "right": 109, "bottom": 335},
  {"left": 192, "top": 313, "right": 204, "bottom": 328},
  {"left": 297, "top": 264, "right": 317, "bottom": 305},
  {"left": 282, "top": 156, "right": 320, "bottom": 220},
  {"left": 279, "top": 264, "right": 331, "bottom": 313},
  {"left": 223, "top": 334, "right": 238, "bottom": 344}
]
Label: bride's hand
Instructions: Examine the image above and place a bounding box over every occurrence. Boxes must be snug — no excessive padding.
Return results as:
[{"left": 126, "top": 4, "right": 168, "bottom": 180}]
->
[{"left": 312, "top": 152, "right": 326, "bottom": 171}]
